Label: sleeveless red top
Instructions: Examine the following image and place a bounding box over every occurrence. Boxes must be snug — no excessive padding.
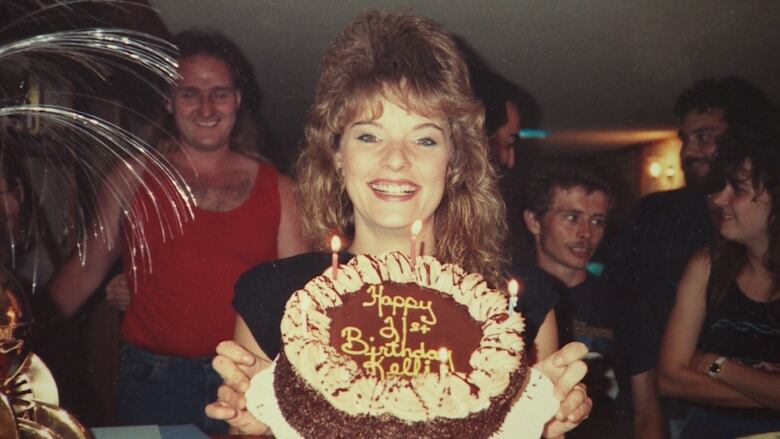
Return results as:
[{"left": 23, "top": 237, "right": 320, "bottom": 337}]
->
[{"left": 121, "top": 162, "right": 280, "bottom": 357}]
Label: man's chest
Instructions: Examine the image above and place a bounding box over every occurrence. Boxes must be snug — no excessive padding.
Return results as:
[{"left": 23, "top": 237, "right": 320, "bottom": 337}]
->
[{"left": 186, "top": 174, "right": 255, "bottom": 211}]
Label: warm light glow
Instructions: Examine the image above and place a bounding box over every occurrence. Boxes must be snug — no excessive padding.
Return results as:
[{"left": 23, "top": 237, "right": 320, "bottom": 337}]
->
[
  {"left": 665, "top": 166, "right": 676, "bottom": 177},
  {"left": 648, "top": 161, "right": 662, "bottom": 178},
  {"left": 508, "top": 279, "right": 519, "bottom": 297},
  {"left": 411, "top": 220, "right": 422, "bottom": 237},
  {"left": 331, "top": 235, "right": 341, "bottom": 253}
]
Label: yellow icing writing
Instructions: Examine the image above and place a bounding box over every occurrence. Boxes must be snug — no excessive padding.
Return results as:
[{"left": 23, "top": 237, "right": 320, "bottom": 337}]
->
[{"left": 338, "top": 284, "right": 457, "bottom": 379}]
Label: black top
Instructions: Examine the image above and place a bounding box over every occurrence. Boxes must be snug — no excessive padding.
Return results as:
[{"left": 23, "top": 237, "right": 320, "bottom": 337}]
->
[
  {"left": 554, "top": 274, "right": 659, "bottom": 437},
  {"left": 233, "top": 252, "right": 558, "bottom": 359},
  {"left": 602, "top": 187, "right": 714, "bottom": 344},
  {"left": 699, "top": 281, "right": 780, "bottom": 365}
]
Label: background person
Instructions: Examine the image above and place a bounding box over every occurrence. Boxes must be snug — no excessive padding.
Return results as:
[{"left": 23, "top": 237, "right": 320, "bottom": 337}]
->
[
  {"left": 46, "top": 29, "right": 309, "bottom": 433},
  {"left": 524, "top": 162, "right": 665, "bottom": 439},
  {"left": 658, "top": 115, "right": 780, "bottom": 438}
]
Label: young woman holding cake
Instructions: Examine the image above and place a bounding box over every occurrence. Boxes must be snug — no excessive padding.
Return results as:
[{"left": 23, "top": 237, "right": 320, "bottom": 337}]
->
[
  {"left": 206, "top": 10, "right": 592, "bottom": 438},
  {"left": 658, "top": 115, "right": 780, "bottom": 437}
]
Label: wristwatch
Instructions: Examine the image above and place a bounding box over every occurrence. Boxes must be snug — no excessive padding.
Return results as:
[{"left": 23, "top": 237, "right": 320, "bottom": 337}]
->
[{"left": 707, "top": 356, "right": 728, "bottom": 378}]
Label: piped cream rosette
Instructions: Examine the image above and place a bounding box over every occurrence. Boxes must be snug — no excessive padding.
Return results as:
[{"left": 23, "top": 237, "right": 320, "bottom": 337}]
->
[{"left": 279, "top": 251, "right": 525, "bottom": 422}]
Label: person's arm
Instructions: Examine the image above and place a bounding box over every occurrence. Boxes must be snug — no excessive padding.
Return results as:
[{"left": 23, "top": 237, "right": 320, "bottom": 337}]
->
[
  {"left": 657, "top": 250, "right": 761, "bottom": 408},
  {"left": 207, "top": 316, "right": 273, "bottom": 435},
  {"left": 631, "top": 370, "right": 666, "bottom": 439},
  {"left": 276, "top": 174, "right": 310, "bottom": 258},
  {"left": 531, "top": 310, "right": 559, "bottom": 365},
  {"left": 47, "top": 164, "right": 136, "bottom": 317},
  {"left": 689, "top": 350, "right": 780, "bottom": 411}
]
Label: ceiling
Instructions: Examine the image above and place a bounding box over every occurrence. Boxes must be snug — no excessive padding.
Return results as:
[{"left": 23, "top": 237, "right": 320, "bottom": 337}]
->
[{"left": 149, "top": 0, "right": 780, "bottom": 156}]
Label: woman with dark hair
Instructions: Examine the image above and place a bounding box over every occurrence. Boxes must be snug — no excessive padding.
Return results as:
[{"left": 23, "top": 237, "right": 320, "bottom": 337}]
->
[
  {"left": 205, "top": 10, "right": 591, "bottom": 437},
  {"left": 658, "top": 115, "right": 780, "bottom": 438}
]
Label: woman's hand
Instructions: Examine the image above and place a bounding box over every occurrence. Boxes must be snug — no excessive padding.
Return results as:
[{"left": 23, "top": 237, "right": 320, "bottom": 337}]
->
[
  {"left": 205, "top": 340, "right": 271, "bottom": 434},
  {"left": 533, "top": 341, "right": 593, "bottom": 438}
]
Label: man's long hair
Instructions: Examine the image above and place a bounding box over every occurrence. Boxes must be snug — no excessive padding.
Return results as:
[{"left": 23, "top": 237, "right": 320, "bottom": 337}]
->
[{"left": 151, "top": 29, "right": 268, "bottom": 160}]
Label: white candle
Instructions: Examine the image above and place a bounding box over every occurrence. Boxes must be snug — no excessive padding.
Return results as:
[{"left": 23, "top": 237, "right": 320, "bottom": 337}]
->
[
  {"left": 508, "top": 279, "right": 519, "bottom": 314},
  {"left": 411, "top": 219, "right": 422, "bottom": 266},
  {"left": 331, "top": 235, "right": 341, "bottom": 280},
  {"left": 438, "top": 347, "right": 449, "bottom": 380}
]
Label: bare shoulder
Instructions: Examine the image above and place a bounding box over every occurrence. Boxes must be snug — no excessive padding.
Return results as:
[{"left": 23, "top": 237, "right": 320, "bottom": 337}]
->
[
  {"left": 277, "top": 173, "right": 296, "bottom": 194},
  {"left": 686, "top": 247, "right": 712, "bottom": 274}
]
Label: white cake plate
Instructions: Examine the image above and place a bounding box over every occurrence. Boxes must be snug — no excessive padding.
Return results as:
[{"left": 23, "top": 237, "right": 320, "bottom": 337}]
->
[{"left": 246, "top": 361, "right": 559, "bottom": 439}]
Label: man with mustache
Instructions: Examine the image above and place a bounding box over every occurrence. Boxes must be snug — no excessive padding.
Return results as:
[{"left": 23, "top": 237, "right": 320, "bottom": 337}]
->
[
  {"left": 524, "top": 162, "right": 664, "bottom": 439},
  {"left": 602, "top": 77, "right": 776, "bottom": 437}
]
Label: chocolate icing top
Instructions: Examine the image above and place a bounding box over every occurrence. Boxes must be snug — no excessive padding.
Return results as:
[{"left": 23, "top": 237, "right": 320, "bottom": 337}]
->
[{"left": 328, "top": 282, "right": 483, "bottom": 378}]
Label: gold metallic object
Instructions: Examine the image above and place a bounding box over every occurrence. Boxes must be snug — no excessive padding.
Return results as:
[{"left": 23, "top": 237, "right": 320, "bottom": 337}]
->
[{"left": 0, "top": 267, "right": 90, "bottom": 438}]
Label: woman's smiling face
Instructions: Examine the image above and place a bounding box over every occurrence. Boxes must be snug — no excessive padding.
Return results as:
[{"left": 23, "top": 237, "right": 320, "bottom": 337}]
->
[{"left": 337, "top": 97, "right": 451, "bottom": 241}]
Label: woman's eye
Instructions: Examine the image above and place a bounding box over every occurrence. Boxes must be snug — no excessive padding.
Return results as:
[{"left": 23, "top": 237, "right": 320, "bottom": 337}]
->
[
  {"left": 357, "top": 133, "right": 379, "bottom": 143},
  {"left": 414, "top": 137, "right": 438, "bottom": 147},
  {"left": 564, "top": 214, "right": 577, "bottom": 222}
]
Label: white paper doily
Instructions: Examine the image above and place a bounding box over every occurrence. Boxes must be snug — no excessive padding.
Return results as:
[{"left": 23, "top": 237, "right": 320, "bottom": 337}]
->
[{"left": 246, "top": 361, "right": 559, "bottom": 439}]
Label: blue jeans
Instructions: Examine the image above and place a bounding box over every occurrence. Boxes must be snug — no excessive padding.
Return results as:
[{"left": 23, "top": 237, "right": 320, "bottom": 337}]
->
[
  {"left": 680, "top": 406, "right": 780, "bottom": 439},
  {"left": 116, "top": 344, "right": 227, "bottom": 434}
]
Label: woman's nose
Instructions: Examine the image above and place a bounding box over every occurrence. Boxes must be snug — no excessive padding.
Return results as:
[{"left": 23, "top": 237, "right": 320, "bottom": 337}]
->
[
  {"left": 381, "top": 142, "right": 411, "bottom": 171},
  {"left": 708, "top": 187, "right": 730, "bottom": 205}
]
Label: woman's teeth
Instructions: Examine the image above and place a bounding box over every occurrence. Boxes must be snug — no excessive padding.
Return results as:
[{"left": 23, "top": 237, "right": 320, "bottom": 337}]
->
[{"left": 371, "top": 183, "right": 416, "bottom": 195}]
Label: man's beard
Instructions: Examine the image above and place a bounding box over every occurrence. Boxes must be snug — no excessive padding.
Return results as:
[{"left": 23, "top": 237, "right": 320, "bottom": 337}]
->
[{"left": 682, "top": 156, "right": 714, "bottom": 192}]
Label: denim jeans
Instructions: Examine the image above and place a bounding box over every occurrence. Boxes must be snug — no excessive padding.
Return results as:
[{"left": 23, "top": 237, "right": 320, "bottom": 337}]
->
[
  {"left": 680, "top": 406, "right": 780, "bottom": 439},
  {"left": 116, "top": 344, "right": 227, "bottom": 434}
]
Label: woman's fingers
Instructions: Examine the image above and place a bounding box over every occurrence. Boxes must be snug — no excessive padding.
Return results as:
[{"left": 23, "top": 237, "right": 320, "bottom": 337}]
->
[
  {"left": 212, "top": 354, "right": 252, "bottom": 393},
  {"left": 217, "top": 383, "right": 246, "bottom": 410},
  {"left": 551, "top": 358, "right": 588, "bottom": 401},
  {"left": 555, "top": 383, "right": 592, "bottom": 422},
  {"left": 204, "top": 400, "right": 237, "bottom": 421}
]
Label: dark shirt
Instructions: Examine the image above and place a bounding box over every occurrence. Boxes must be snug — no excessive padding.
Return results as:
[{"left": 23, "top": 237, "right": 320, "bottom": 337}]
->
[
  {"left": 680, "top": 281, "right": 780, "bottom": 436},
  {"left": 555, "top": 274, "right": 658, "bottom": 438},
  {"left": 603, "top": 187, "right": 714, "bottom": 345},
  {"left": 233, "top": 252, "right": 558, "bottom": 359},
  {"left": 510, "top": 259, "right": 559, "bottom": 346},
  {"left": 699, "top": 281, "right": 780, "bottom": 366}
]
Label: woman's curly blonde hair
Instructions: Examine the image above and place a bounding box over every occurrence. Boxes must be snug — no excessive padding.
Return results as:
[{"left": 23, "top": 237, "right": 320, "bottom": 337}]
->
[{"left": 296, "top": 10, "right": 507, "bottom": 285}]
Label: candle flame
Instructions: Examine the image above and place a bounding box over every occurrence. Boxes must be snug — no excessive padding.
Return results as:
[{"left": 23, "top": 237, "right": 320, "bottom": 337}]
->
[
  {"left": 438, "top": 347, "right": 448, "bottom": 363},
  {"left": 411, "top": 219, "right": 422, "bottom": 236},
  {"left": 508, "top": 279, "right": 519, "bottom": 296},
  {"left": 331, "top": 235, "right": 342, "bottom": 252}
]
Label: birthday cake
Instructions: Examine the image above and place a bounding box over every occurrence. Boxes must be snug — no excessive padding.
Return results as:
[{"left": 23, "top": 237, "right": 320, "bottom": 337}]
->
[{"left": 273, "top": 252, "right": 527, "bottom": 438}]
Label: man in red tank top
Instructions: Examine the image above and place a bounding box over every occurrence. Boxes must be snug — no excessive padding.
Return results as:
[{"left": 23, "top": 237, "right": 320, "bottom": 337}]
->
[{"left": 47, "top": 30, "right": 309, "bottom": 433}]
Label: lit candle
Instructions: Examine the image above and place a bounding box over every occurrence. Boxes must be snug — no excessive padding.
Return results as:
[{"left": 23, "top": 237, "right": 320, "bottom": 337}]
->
[
  {"left": 301, "top": 295, "right": 310, "bottom": 336},
  {"left": 331, "top": 235, "right": 341, "bottom": 280},
  {"left": 508, "top": 279, "right": 519, "bottom": 314},
  {"left": 410, "top": 219, "right": 422, "bottom": 266},
  {"left": 438, "top": 347, "right": 449, "bottom": 380}
]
